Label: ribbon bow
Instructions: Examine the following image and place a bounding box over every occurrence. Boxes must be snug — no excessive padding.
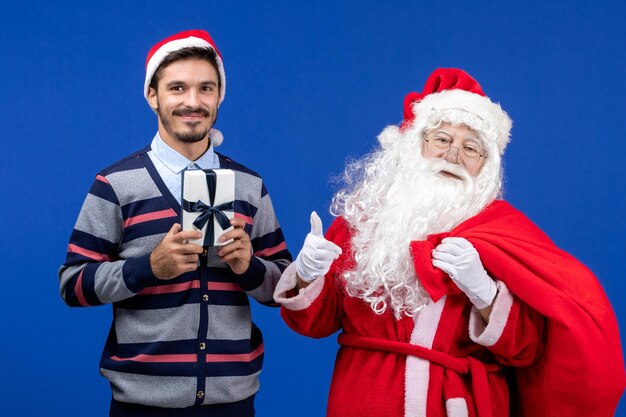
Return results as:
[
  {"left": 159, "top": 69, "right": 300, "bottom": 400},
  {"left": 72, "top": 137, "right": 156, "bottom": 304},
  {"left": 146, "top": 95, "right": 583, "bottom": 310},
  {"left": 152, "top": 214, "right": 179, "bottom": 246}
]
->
[{"left": 183, "top": 170, "right": 234, "bottom": 246}]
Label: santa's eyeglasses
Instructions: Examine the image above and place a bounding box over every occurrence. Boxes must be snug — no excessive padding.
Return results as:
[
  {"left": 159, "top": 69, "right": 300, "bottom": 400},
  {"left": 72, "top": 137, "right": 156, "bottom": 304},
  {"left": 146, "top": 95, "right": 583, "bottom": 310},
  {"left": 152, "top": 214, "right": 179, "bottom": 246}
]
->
[{"left": 423, "top": 136, "right": 487, "bottom": 169}]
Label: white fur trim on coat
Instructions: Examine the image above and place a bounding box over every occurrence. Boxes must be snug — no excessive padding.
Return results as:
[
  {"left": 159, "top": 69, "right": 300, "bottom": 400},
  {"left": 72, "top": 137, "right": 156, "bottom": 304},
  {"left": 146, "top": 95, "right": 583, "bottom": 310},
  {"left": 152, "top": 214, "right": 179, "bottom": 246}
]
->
[
  {"left": 405, "top": 296, "right": 447, "bottom": 417},
  {"left": 273, "top": 263, "right": 325, "bottom": 311},
  {"left": 446, "top": 397, "right": 469, "bottom": 417},
  {"left": 469, "top": 281, "right": 513, "bottom": 346}
]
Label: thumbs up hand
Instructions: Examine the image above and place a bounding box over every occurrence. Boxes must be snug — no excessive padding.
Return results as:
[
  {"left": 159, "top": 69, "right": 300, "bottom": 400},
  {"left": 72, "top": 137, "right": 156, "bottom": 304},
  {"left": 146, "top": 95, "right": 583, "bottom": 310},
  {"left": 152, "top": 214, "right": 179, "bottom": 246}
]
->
[{"left": 295, "top": 212, "right": 343, "bottom": 283}]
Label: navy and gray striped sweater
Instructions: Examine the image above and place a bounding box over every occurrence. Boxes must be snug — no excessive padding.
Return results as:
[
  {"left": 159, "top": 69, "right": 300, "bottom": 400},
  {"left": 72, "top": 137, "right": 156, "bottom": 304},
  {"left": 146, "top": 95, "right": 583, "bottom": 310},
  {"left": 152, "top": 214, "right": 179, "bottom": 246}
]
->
[{"left": 59, "top": 146, "right": 292, "bottom": 408}]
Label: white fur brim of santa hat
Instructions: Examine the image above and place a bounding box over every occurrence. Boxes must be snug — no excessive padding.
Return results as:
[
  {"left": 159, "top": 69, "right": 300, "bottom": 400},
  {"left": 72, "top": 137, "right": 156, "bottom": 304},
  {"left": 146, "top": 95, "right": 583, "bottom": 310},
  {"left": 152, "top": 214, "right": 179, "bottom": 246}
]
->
[
  {"left": 144, "top": 29, "right": 226, "bottom": 105},
  {"left": 402, "top": 69, "right": 512, "bottom": 156}
]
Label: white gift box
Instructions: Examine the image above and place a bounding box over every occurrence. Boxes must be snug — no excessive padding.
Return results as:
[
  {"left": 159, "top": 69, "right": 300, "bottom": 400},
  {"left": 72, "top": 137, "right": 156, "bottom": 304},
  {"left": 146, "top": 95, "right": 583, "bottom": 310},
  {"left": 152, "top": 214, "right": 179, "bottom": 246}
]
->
[{"left": 182, "top": 169, "right": 235, "bottom": 247}]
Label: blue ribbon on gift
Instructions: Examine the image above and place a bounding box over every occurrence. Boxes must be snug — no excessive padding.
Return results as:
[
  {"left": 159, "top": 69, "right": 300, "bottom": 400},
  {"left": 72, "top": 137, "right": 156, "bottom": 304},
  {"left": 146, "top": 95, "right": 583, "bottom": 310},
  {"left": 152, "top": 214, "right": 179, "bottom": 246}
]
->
[{"left": 183, "top": 170, "right": 234, "bottom": 247}]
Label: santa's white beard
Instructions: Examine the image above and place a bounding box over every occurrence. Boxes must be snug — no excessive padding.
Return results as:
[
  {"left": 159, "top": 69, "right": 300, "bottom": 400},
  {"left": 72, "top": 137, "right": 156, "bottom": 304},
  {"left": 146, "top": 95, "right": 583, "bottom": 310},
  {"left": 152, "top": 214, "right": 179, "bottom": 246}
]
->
[{"left": 332, "top": 126, "right": 500, "bottom": 318}]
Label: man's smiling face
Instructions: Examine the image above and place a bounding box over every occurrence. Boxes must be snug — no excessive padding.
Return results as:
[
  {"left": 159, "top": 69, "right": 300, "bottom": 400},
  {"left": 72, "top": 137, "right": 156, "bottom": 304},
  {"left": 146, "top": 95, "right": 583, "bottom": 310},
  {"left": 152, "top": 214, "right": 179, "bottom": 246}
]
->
[{"left": 148, "top": 58, "right": 220, "bottom": 145}]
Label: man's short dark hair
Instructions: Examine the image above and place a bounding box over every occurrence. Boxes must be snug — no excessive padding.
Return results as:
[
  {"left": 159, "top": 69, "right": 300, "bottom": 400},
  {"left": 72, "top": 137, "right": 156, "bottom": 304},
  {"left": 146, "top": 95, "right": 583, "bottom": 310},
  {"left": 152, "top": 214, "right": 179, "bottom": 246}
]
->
[{"left": 149, "top": 46, "right": 221, "bottom": 92}]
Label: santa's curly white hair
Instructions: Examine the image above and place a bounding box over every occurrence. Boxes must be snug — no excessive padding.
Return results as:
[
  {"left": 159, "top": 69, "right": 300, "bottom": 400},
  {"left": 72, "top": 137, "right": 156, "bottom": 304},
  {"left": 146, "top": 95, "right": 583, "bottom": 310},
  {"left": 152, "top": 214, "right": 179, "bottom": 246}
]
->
[{"left": 331, "top": 69, "right": 512, "bottom": 318}]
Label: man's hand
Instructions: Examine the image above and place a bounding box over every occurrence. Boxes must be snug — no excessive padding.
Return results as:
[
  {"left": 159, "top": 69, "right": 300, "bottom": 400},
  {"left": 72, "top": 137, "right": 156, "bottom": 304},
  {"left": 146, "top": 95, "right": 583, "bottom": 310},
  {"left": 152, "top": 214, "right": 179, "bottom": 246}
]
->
[
  {"left": 431, "top": 237, "right": 496, "bottom": 310},
  {"left": 150, "top": 223, "right": 204, "bottom": 280},
  {"left": 218, "top": 217, "right": 252, "bottom": 275},
  {"left": 295, "top": 212, "right": 342, "bottom": 283}
]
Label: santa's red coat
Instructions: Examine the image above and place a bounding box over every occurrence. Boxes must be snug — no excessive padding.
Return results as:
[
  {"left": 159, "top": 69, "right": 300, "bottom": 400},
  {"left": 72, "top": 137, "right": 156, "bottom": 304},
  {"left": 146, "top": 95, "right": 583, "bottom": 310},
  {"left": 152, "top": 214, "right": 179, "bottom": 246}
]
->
[{"left": 276, "top": 200, "right": 625, "bottom": 417}]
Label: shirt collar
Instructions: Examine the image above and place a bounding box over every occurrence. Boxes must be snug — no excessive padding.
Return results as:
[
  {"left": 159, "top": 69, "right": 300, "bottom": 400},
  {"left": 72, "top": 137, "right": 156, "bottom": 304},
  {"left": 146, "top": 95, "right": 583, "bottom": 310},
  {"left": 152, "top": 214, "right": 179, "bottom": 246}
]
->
[{"left": 150, "top": 132, "right": 218, "bottom": 174}]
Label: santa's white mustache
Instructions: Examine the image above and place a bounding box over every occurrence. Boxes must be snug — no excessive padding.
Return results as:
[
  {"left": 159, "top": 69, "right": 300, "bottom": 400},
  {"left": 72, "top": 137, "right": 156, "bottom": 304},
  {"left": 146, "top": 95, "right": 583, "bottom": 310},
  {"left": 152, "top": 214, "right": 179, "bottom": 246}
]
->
[{"left": 425, "top": 159, "right": 472, "bottom": 181}]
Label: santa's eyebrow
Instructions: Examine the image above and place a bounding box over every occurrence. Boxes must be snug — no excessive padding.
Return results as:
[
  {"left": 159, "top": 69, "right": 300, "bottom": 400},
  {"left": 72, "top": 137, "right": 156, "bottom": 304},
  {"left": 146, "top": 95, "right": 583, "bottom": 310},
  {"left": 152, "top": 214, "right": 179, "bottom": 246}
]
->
[
  {"left": 432, "top": 130, "right": 482, "bottom": 146},
  {"left": 431, "top": 129, "right": 453, "bottom": 137},
  {"left": 463, "top": 136, "right": 481, "bottom": 144}
]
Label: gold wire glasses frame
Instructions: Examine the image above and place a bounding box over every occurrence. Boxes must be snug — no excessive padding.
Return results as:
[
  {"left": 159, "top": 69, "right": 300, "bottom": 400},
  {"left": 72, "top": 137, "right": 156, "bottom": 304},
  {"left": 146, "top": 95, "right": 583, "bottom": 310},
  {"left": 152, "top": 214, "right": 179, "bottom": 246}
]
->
[{"left": 423, "top": 137, "right": 487, "bottom": 169}]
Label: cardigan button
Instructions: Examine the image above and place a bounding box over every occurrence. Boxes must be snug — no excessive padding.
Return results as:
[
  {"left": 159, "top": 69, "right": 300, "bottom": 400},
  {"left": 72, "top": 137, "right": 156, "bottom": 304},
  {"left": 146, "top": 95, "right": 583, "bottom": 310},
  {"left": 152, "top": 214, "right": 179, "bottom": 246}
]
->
[
  {"left": 196, "top": 390, "right": 205, "bottom": 399},
  {"left": 202, "top": 294, "right": 209, "bottom": 302}
]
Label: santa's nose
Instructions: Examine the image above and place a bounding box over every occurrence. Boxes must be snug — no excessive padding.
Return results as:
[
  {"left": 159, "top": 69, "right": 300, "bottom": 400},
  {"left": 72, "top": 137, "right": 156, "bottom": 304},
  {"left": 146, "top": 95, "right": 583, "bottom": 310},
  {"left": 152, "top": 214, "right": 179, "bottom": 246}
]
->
[{"left": 444, "top": 146, "right": 461, "bottom": 164}]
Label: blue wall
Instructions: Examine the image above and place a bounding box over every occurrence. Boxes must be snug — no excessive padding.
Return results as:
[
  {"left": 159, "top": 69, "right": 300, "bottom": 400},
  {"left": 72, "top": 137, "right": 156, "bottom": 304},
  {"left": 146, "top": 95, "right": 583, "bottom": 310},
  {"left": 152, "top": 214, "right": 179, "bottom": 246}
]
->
[{"left": 1, "top": 1, "right": 623, "bottom": 415}]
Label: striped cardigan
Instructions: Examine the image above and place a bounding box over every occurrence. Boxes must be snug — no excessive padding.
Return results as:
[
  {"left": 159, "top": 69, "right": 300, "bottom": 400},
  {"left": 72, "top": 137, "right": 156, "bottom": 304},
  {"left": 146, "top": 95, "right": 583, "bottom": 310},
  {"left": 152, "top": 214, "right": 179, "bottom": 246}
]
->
[{"left": 59, "top": 146, "right": 292, "bottom": 408}]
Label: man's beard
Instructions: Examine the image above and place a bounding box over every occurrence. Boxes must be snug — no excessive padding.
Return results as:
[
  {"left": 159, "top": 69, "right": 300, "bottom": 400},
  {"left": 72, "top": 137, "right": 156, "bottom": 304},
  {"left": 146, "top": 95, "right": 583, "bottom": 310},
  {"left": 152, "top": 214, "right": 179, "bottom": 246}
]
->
[
  {"left": 158, "top": 106, "right": 216, "bottom": 143},
  {"left": 175, "top": 130, "right": 209, "bottom": 143},
  {"left": 331, "top": 125, "right": 501, "bottom": 318}
]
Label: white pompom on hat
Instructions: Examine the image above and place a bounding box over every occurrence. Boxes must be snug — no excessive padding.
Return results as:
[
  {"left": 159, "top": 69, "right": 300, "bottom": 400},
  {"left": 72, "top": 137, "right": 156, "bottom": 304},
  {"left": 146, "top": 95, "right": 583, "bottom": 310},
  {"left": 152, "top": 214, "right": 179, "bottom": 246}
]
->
[
  {"left": 401, "top": 68, "right": 512, "bottom": 156},
  {"left": 209, "top": 128, "right": 223, "bottom": 147},
  {"left": 144, "top": 29, "right": 226, "bottom": 105}
]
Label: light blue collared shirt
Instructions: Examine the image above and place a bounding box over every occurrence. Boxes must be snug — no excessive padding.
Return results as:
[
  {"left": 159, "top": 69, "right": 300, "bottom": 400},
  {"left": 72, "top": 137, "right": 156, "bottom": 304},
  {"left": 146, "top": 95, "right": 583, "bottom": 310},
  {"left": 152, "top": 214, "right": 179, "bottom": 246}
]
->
[{"left": 147, "top": 133, "right": 220, "bottom": 203}]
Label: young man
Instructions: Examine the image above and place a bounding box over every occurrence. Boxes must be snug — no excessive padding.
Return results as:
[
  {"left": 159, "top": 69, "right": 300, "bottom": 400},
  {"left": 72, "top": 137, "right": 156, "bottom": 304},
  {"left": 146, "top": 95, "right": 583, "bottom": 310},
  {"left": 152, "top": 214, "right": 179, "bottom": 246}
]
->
[
  {"left": 274, "top": 68, "right": 625, "bottom": 416},
  {"left": 59, "top": 30, "right": 291, "bottom": 416}
]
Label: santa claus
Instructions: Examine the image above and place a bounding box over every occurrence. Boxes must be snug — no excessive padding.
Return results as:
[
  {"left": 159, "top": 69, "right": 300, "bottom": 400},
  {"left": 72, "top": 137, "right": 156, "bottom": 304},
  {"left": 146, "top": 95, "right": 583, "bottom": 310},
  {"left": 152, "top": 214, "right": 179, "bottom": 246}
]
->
[{"left": 274, "top": 68, "right": 625, "bottom": 417}]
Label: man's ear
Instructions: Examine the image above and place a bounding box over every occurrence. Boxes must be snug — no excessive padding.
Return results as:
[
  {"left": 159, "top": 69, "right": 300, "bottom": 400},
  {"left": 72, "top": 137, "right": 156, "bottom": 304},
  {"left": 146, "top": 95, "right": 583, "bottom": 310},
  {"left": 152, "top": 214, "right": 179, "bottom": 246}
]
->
[{"left": 147, "top": 87, "right": 159, "bottom": 111}]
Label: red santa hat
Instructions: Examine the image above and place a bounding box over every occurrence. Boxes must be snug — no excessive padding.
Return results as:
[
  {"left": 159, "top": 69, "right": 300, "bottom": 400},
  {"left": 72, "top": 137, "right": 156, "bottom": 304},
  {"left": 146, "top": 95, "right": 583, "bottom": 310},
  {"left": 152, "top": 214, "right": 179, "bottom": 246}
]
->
[
  {"left": 144, "top": 29, "right": 226, "bottom": 105},
  {"left": 401, "top": 68, "right": 512, "bottom": 155}
]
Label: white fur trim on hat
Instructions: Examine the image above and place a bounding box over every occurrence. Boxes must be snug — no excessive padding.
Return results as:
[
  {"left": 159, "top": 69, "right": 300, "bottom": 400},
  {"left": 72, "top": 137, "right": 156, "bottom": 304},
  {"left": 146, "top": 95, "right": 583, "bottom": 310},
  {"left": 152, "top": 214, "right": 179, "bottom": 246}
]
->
[
  {"left": 144, "top": 36, "right": 226, "bottom": 104},
  {"left": 412, "top": 89, "right": 512, "bottom": 155}
]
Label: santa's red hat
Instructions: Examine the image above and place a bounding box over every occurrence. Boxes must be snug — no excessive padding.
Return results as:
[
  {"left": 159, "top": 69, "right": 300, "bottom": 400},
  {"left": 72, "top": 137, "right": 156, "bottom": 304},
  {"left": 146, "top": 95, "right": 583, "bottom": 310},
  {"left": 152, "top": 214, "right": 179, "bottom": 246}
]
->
[
  {"left": 144, "top": 29, "right": 226, "bottom": 105},
  {"left": 401, "top": 68, "right": 512, "bottom": 155}
]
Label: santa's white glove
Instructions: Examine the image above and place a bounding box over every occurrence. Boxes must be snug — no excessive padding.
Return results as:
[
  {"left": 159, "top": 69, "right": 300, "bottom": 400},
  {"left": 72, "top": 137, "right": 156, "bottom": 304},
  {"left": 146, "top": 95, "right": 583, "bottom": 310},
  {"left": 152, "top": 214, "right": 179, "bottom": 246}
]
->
[
  {"left": 295, "top": 212, "right": 343, "bottom": 283},
  {"left": 431, "top": 237, "right": 496, "bottom": 309}
]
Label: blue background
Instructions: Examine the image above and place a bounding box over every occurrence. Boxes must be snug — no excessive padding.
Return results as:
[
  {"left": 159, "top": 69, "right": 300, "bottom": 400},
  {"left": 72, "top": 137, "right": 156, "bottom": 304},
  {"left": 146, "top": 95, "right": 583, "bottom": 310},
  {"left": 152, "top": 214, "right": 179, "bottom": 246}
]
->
[{"left": 1, "top": 0, "right": 624, "bottom": 415}]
